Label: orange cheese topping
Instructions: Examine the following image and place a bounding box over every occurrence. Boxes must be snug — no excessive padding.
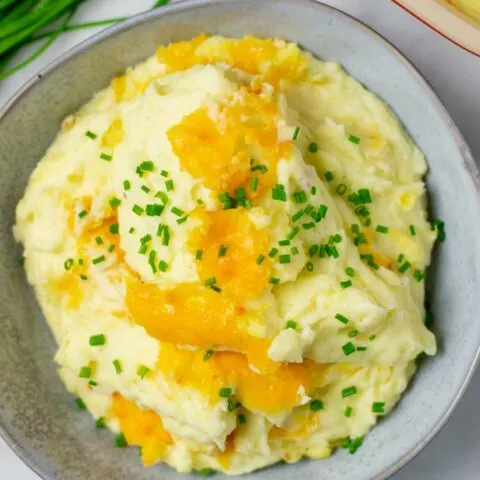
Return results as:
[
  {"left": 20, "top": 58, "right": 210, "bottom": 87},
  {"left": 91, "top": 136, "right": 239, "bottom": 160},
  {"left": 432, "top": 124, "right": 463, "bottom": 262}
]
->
[
  {"left": 167, "top": 86, "right": 291, "bottom": 195},
  {"left": 111, "top": 394, "right": 172, "bottom": 466},
  {"left": 191, "top": 209, "right": 271, "bottom": 302},
  {"left": 125, "top": 280, "right": 272, "bottom": 370},
  {"left": 156, "top": 35, "right": 307, "bottom": 86},
  {"left": 157, "top": 344, "right": 321, "bottom": 415}
]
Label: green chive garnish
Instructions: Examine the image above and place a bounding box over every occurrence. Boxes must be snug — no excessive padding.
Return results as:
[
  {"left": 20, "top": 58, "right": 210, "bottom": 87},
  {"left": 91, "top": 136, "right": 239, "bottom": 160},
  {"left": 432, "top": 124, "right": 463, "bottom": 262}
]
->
[
  {"left": 115, "top": 433, "right": 127, "bottom": 448},
  {"left": 123, "top": 180, "right": 131, "bottom": 190},
  {"left": 348, "top": 134, "right": 360, "bottom": 144},
  {"left": 348, "top": 330, "right": 358, "bottom": 338},
  {"left": 256, "top": 254, "right": 265, "bottom": 265},
  {"left": 250, "top": 177, "right": 258, "bottom": 192},
  {"left": 292, "top": 126, "right": 300, "bottom": 140},
  {"left": 203, "top": 349, "right": 214, "bottom": 362},
  {"left": 64, "top": 258, "right": 74, "bottom": 271},
  {"left": 161, "top": 170, "right": 169, "bottom": 178},
  {"left": 132, "top": 205, "right": 144, "bottom": 216},
  {"left": 100, "top": 153, "right": 112, "bottom": 162},
  {"left": 344, "top": 406, "right": 353, "bottom": 417},
  {"left": 219, "top": 387, "right": 232, "bottom": 398},
  {"left": 158, "top": 260, "right": 168, "bottom": 272},
  {"left": 141, "top": 185, "right": 150, "bottom": 194},
  {"left": 238, "top": 413, "right": 247, "bottom": 424},
  {"left": 345, "top": 267, "right": 355, "bottom": 277},
  {"left": 335, "top": 314, "right": 349, "bottom": 324},
  {"left": 89, "top": 334, "right": 106, "bottom": 346},
  {"left": 398, "top": 261, "right": 411, "bottom": 273},
  {"left": 272, "top": 187, "right": 287, "bottom": 202},
  {"left": 113, "top": 359, "right": 122, "bottom": 374},
  {"left": 285, "top": 320, "right": 297, "bottom": 329},
  {"left": 196, "top": 250, "right": 203, "bottom": 261},
  {"left": 109, "top": 224, "right": 119, "bottom": 234},
  {"left": 293, "top": 191, "right": 307, "bottom": 204},
  {"left": 413, "top": 269, "right": 425, "bottom": 282},
  {"left": 85, "top": 130, "right": 97, "bottom": 140},
  {"left": 268, "top": 248, "right": 278, "bottom": 258},
  {"left": 269, "top": 277, "right": 280, "bottom": 284},
  {"left": 342, "top": 342, "right": 356, "bottom": 357},
  {"left": 218, "top": 245, "right": 228, "bottom": 257},
  {"left": 75, "top": 397, "right": 87, "bottom": 409},
  {"left": 109, "top": 197, "right": 121, "bottom": 208},
  {"left": 336, "top": 184, "right": 347, "bottom": 195},
  {"left": 145, "top": 204, "right": 164, "bottom": 216},
  {"left": 78, "top": 209, "right": 88, "bottom": 219},
  {"left": 92, "top": 255, "right": 105, "bottom": 265},
  {"left": 341, "top": 386, "right": 357, "bottom": 398},
  {"left": 165, "top": 179, "right": 174, "bottom": 192},
  {"left": 79, "top": 366, "right": 92, "bottom": 378},
  {"left": 308, "top": 142, "right": 318, "bottom": 153},
  {"left": 171, "top": 206, "right": 185, "bottom": 217},
  {"left": 375, "top": 225, "right": 389, "bottom": 234},
  {"left": 372, "top": 402, "right": 385, "bottom": 414},
  {"left": 306, "top": 262, "right": 314, "bottom": 272},
  {"left": 137, "top": 365, "right": 150, "bottom": 379},
  {"left": 325, "top": 171, "right": 334, "bottom": 182},
  {"left": 309, "top": 399, "right": 324, "bottom": 412}
]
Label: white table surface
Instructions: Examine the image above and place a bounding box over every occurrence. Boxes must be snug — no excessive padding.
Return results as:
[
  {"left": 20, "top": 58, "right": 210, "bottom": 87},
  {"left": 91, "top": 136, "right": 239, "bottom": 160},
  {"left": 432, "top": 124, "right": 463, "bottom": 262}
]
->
[{"left": 1, "top": 0, "right": 479, "bottom": 478}]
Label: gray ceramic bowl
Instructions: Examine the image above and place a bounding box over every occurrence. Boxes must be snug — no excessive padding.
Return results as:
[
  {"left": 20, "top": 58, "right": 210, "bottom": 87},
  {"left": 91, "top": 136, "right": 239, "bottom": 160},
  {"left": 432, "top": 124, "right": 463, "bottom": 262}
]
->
[{"left": 1, "top": 0, "right": 479, "bottom": 479}]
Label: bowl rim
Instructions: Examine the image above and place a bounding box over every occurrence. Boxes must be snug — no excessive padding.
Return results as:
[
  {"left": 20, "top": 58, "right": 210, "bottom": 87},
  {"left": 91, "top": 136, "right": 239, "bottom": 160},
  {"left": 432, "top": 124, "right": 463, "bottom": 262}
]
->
[{"left": 0, "top": 0, "right": 479, "bottom": 479}]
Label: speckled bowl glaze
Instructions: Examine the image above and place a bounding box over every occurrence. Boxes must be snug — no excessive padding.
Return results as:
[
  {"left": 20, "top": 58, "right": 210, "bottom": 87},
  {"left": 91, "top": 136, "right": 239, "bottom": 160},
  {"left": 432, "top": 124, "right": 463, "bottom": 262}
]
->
[{"left": 0, "top": 0, "right": 479, "bottom": 479}]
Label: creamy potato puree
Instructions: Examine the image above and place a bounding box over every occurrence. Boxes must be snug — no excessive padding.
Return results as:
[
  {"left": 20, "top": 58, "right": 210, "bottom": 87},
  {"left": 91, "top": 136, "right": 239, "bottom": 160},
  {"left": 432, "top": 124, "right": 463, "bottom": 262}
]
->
[
  {"left": 445, "top": 0, "right": 480, "bottom": 22},
  {"left": 15, "top": 36, "right": 437, "bottom": 475}
]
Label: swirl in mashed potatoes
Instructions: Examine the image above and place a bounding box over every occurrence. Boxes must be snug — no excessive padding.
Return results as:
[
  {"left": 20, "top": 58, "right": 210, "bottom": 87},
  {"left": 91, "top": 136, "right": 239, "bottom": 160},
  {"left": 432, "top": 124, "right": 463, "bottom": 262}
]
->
[{"left": 14, "top": 36, "right": 437, "bottom": 475}]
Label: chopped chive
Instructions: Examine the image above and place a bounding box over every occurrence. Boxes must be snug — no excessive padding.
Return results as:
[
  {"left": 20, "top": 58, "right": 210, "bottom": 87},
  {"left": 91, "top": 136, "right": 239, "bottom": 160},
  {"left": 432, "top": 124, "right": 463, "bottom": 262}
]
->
[
  {"left": 139, "top": 161, "right": 154, "bottom": 172},
  {"left": 78, "top": 209, "right": 88, "bottom": 219},
  {"left": 398, "top": 261, "right": 411, "bottom": 273},
  {"left": 95, "top": 417, "right": 106, "bottom": 429},
  {"left": 109, "top": 197, "right": 121, "bottom": 208},
  {"left": 139, "top": 234, "right": 151, "bottom": 245},
  {"left": 148, "top": 251, "right": 157, "bottom": 272},
  {"left": 129, "top": 227, "right": 135, "bottom": 234},
  {"left": 340, "top": 280, "right": 352, "bottom": 289},
  {"left": 372, "top": 402, "right": 385, "bottom": 414},
  {"left": 306, "top": 262, "right": 314, "bottom": 272},
  {"left": 308, "top": 142, "right": 318, "bottom": 153},
  {"left": 165, "top": 179, "right": 174, "bottom": 192},
  {"left": 292, "top": 126, "right": 300, "bottom": 140},
  {"left": 345, "top": 267, "right": 355, "bottom": 277},
  {"left": 304, "top": 204, "right": 314, "bottom": 214},
  {"left": 92, "top": 255, "right": 105, "bottom": 265},
  {"left": 256, "top": 254, "right": 265, "bottom": 265},
  {"left": 311, "top": 186, "right": 317, "bottom": 195},
  {"left": 348, "top": 134, "right": 360, "bottom": 144},
  {"left": 318, "top": 204, "right": 328, "bottom": 219},
  {"left": 357, "top": 346, "right": 367, "bottom": 352},
  {"left": 100, "top": 153, "right": 113, "bottom": 161},
  {"left": 279, "top": 254, "right": 291, "bottom": 264},
  {"left": 342, "top": 386, "right": 357, "bottom": 398},
  {"left": 85, "top": 130, "right": 97, "bottom": 140},
  {"left": 219, "top": 387, "right": 232, "bottom": 398},
  {"left": 325, "top": 171, "right": 334, "bottom": 182},
  {"left": 162, "top": 226, "right": 170, "bottom": 246},
  {"left": 293, "top": 191, "right": 307, "bottom": 204},
  {"left": 413, "top": 269, "right": 425, "bottom": 282},
  {"left": 89, "top": 381, "right": 97, "bottom": 389},
  {"left": 285, "top": 320, "right": 297, "bottom": 329},
  {"left": 204, "top": 277, "right": 217, "bottom": 287},
  {"left": 409, "top": 225, "right": 416, "bottom": 236},
  {"left": 76, "top": 397, "right": 87, "bottom": 409},
  {"left": 238, "top": 413, "right": 247, "bottom": 424},
  {"left": 155, "top": 191, "right": 169, "bottom": 205},
  {"left": 287, "top": 226, "right": 301, "bottom": 240},
  {"left": 64, "top": 258, "right": 74, "bottom": 271},
  {"left": 251, "top": 164, "right": 268, "bottom": 173},
  {"left": 80, "top": 274, "right": 88, "bottom": 281},
  {"left": 268, "top": 248, "right": 278, "bottom": 258},
  {"left": 279, "top": 239, "right": 290, "bottom": 246},
  {"left": 335, "top": 313, "right": 349, "bottom": 325},
  {"left": 113, "top": 359, "right": 122, "bottom": 374},
  {"left": 197, "top": 199, "right": 204, "bottom": 205},
  {"left": 397, "top": 253, "right": 405, "bottom": 263},
  {"left": 272, "top": 187, "right": 287, "bottom": 202},
  {"left": 336, "top": 184, "right": 347, "bottom": 195},
  {"left": 291, "top": 247, "right": 299, "bottom": 255},
  {"left": 161, "top": 170, "right": 169, "bottom": 178},
  {"left": 348, "top": 330, "right": 358, "bottom": 338},
  {"left": 309, "top": 399, "right": 324, "bottom": 412},
  {"left": 344, "top": 406, "right": 353, "bottom": 417},
  {"left": 89, "top": 334, "right": 106, "bottom": 346},
  {"left": 235, "top": 188, "right": 247, "bottom": 200},
  {"left": 269, "top": 277, "right": 280, "bottom": 284},
  {"left": 203, "top": 349, "right": 214, "bottom": 362},
  {"left": 132, "top": 205, "right": 144, "bottom": 216},
  {"left": 196, "top": 250, "right": 203, "bottom": 261},
  {"left": 79, "top": 366, "right": 92, "bottom": 379},
  {"left": 123, "top": 180, "right": 131, "bottom": 190},
  {"left": 171, "top": 206, "right": 185, "bottom": 217},
  {"left": 309, "top": 245, "right": 319, "bottom": 257},
  {"left": 375, "top": 225, "right": 389, "bottom": 234},
  {"left": 431, "top": 219, "right": 446, "bottom": 242},
  {"left": 145, "top": 204, "right": 164, "bottom": 216},
  {"left": 158, "top": 260, "right": 168, "bottom": 272},
  {"left": 292, "top": 209, "right": 304, "bottom": 222},
  {"left": 302, "top": 222, "right": 315, "bottom": 230},
  {"left": 137, "top": 365, "right": 150, "bottom": 379},
  {"left": 250, "top": 177, "right": 258, "bottom": 192},
  {"left": 115, "top": 434, "right": 127, "bottom": 448},
  {"left": 218, "top": 245, "right": 228, "bottom": 257},
  {"left": 369, "top": 335, "right": 376, "bottom": 341},
  {"left": 176, "top": 216, "right": 189, "bottom": 225},
  {"left": 141, "top": 185, "right": 150, "bottom": 194},
  {"left": 138, "top": 244, "right": 148, "bottom": 255}
]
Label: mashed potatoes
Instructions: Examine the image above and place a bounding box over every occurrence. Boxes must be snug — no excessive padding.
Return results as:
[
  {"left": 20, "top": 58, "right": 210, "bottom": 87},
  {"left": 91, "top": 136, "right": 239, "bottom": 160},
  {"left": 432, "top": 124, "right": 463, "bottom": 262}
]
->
[
  {"left": 14, "top": 36, "right": 437, "bottom": 475},
  {"left": 445, "top": 0, "right": 480, "bottom": 22}
]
